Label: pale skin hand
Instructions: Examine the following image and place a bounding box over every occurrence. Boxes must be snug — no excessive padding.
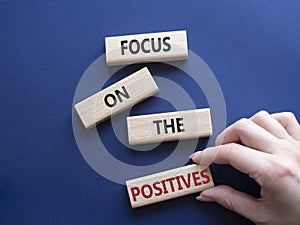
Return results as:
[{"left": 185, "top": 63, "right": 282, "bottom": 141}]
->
[{"left": 190, "top": 111, "right": 300, "bottom": 225}]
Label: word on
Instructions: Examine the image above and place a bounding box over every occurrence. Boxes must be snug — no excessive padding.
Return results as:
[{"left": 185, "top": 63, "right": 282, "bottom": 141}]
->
[
  {"left": 74, "top": 67, "right": 159, "bottom": 129},
  {"left": 105, "top": 30, "right": 188, "bottom": 66},
  {"left": 126, "top": 164, "right": 214, "bottom": 208},
  {"left": 127, "top": 108, "right": 212, "bottom": 145}
]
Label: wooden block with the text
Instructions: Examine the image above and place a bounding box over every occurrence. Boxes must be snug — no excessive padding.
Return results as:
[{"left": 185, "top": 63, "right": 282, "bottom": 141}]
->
[
  {"left": 74, "top": 67, "right": 159, "bottom": 129},
  {"left": 105, "top": 30, "right": 188, "bottom": 66},
  {"left": 126, "top": 164, "right": 214, "bottom": 208},
  {"left": 127, "top": 108, "right": 212, "bottom": 145}
]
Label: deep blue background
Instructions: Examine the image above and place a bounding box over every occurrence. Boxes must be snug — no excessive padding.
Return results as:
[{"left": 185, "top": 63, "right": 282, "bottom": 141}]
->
[{"left": 1, "top": 1, "right": 300, "bottom": 224}]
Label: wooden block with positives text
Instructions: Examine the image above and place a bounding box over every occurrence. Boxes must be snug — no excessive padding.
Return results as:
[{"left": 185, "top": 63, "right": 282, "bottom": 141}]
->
[
  {"left": 127, "top": 108, "right": 212, "bottom": 145},
  {"left": 74, "top": 67, "right": 159, "bottom": 129},
  {"left": 126, "top": 164, "right": 214, "bottom": 208},
  {"left": 105, "top": 30, "right": 188, "bottom": 66}
]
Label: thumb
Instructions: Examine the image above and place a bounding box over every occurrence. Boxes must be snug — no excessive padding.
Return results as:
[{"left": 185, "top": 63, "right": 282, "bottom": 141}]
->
[{"left": 197, "top": 185, "right": 263, "bottom": 223}]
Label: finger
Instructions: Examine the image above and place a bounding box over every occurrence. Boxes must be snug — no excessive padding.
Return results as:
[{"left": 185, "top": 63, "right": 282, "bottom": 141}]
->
[
  {"left": 215, "top": 118, "right": 278, "bottom": 153},
  {"left": 191, "top": 144, "right": 268, "bottom": 184},
  {"left": 271, "top": 112, "right": 300, "bottom": 141},
  {"left": 196, "top": 185, "right": 265, "bottom": 224},
  {"left": 250, "top": 110, "right": 291, "bottom": 140}
]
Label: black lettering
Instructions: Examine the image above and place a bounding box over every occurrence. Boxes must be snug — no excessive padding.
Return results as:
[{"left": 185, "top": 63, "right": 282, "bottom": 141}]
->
[
  {"left": 115, "top": 86, "right": 130, "bottom": 102},
  {"left": 121, "top": 40, "right": 128, "bottom": 55},
  {"left": 151, "top": 37, "right": 161, "bottom": 53},
  {"left": 141, "top": 38, "right": 150, "bottom": 53},
  {"left": 164, "top": 119, "right": 176, "bottom": 134},
  {"left": 153, "top": 120, "right": 163, "bottom": 134},
  {"left": 104, "top": 94, "right": 117, "bottom": 107},
  {"left": 163, "top": 37, "right": 171, "bottom": 52},
  {"left": 176, "top": 117, "right": 185, "bottom": 132},
  {"left": 129, "top": 39, "right": 140, "bottom": 54}
]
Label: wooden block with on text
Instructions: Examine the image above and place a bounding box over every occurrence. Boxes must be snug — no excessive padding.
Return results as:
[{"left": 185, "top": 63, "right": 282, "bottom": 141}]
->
[
  {"left": 105, "top": 30, "right": 188, "bottom": 66},
  {"left": 126, "top": 164, "right": 214, "bottom": 208},
  {"left": 127, "top": 108, "right": 212, "bottom": 145},
  {"left": 74, "top": 67, "right": 159, "bottom": 129}
]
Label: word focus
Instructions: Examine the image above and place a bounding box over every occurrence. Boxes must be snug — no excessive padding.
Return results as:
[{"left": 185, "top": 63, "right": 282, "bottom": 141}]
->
[{"left": 105, "top": 30, "right": 188, "bottom": 66}]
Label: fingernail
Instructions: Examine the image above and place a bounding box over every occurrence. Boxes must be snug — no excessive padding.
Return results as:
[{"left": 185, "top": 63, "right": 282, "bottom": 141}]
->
[
  {"left": 259, "top": 110, "right": 269, "bottom": 115},
  {"left": 189, "top": 151, "right": 200, "bottom": 159},
  {"left": 196, "top": 195, "right": 215, "bottom": 202}
]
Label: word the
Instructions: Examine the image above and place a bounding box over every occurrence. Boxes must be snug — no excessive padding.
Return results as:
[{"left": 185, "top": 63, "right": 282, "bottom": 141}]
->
[
  {"left": 127, "top": 108, "right": 212, "bottom": 145},
  {"left": 152, "top": 117, "right": 184, "bottom": 134}
]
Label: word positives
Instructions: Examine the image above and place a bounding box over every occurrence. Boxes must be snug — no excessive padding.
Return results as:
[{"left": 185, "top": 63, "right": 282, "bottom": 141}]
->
[
  {"left": 74, "top": 67, "right": 159, "bottom": 129},
  {"left": 105, "top": 30, "right": 188, "bottom": 66},
  {"left": 127, "top": 108, "right": 212, "bottom": 145},
  {"left": 126, "top": 164, "right": 214, "bottom": 208}
]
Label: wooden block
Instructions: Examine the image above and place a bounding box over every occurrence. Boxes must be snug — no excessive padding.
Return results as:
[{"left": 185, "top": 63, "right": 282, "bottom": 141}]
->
[
  {"left": 105, "top": 30, "right": 188, "bottom": 66},
  {"left": 127, "top": 108, "right": 212, "bottom": 145},
  {"left": 74, "top": 67, "right": 159, "bottom": 129},
  {"left": 126, "top": 164, "right": 214, "bottom": 208}
]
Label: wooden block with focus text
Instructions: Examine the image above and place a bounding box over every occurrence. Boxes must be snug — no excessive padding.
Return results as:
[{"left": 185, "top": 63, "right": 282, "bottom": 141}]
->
[
  {"left": 127, "top": 108, "right": 212, "bottom": 145},
  {"left": 74, "top": 67, "right": 159, "bottom": 129},
  {"left": 105, "top": 30, "right": 188, "bottom": 66},
  {"left": 126, "top": 164, "right": 214, "bottom": 208}
]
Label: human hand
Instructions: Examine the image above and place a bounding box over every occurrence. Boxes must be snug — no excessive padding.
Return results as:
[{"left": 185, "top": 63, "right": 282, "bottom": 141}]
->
[{"left": 190, "top": 111, "right": 300, "bottom": 225}]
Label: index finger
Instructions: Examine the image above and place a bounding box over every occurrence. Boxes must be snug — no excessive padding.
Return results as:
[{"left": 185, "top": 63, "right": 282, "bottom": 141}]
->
[
  {"left": 272, "top": 112, "right": 300, "bottom": 141},
  {"left": 215, "top": 118, "right": 279, "bottom": 153},
  {"left": 191, "top": 144, "right": 269, "bottom": 185}
]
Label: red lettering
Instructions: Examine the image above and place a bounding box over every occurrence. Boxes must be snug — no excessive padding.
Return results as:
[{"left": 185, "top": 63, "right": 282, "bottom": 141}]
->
[
  {"left": 141, "top": 184, "right": 153, "bottom": 199},
  {"left": 165, "top": 177, "right": 176, "bottom": 192},
  {"left": 161, "top": 180, "right": 169, "bottom": 194},
  {"left": 153, "top": 181, "right": 163, "bottom": 196},
  {"left": 180, "top": 173, "right": 191, "bottom": 188},
  {"left": 200, "top": 169, "right": 211, "bottom": 184},
  {"left": 192, "top": 171, "right": 202, "bottom": 186},
  {"left": 130, "top": 168, "right": 211, "bottom": 203},
  {"left": 130, "top": 187, "right": 140, "bottom": 202},
  {"left": 175, "top": 176, "right": 183, "bottom": 190}
]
